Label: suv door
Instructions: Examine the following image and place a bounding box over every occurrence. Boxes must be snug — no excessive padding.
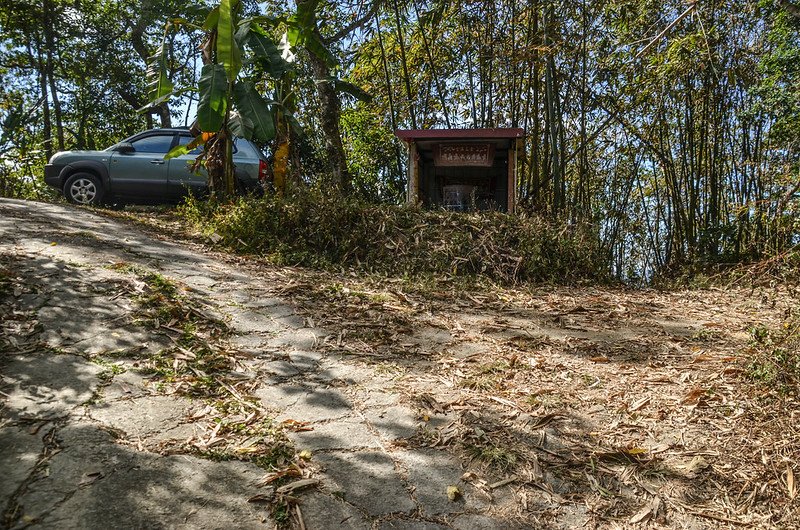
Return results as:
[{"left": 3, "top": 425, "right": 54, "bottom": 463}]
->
[
  {"left": 109, "top": 132, "right": 175, "bottom": 199},
  {"left": 167, "top": 134, "right": 207, "bottom": 198}
]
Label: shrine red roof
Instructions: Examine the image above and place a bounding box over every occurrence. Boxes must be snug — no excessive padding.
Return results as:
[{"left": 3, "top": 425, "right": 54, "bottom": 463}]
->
[{"left": 394, "top": 128, "right": 525, "bottom": 141}]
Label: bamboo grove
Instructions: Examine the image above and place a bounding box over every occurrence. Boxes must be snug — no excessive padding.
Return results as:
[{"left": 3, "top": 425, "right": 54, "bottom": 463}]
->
[
  {"left": 348, "top": 0, "right": 799, "bottom": 279},
  {"left": 1, "top": 0, "right": 798, "bottom": 281}
]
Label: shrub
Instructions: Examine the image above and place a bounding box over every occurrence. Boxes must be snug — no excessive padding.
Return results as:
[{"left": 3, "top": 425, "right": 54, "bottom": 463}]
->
[
  {"left": 748, "top": 312, "right": 800, "bottom": 395},
  {"left": 0, "top": 152, "right": 56, "bottom": 201}
]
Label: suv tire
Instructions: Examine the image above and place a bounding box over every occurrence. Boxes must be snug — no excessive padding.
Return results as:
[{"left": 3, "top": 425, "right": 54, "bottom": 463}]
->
[{"left": 64, "top": 173, "right": 105, "bottom": 206}]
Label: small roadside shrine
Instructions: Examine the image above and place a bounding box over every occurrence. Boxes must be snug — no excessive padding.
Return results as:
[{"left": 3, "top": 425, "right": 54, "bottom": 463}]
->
[{"left": 394, "top": 128, "right": 525, "bottom": 213}]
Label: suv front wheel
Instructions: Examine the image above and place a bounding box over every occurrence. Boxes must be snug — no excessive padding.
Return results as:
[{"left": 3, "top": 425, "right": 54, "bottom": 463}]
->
[{"left": 64, "top": 173, "right": 105, "bottom": 206}]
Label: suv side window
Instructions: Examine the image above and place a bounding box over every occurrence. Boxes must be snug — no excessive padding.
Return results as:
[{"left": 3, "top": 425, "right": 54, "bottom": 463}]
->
[
  {"left": 177, "top": 134, "right": 239, "bottom": 154},
  {"left": 131, "top": 134, "right": 175, "bottom": 153},
  {"left": 177, "top": 135, "right": 204, "bottom": 155}
]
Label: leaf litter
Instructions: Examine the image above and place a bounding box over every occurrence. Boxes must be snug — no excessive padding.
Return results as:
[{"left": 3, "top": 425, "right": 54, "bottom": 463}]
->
[
  {"left": 93, "top": 209, "right": 800, "bottom": 528},
  {"left": 1, "top": 251, "right": 317, "bottom": 528},
  {"left": 252, "top": 268, "right": 800, "bottom": 528}
]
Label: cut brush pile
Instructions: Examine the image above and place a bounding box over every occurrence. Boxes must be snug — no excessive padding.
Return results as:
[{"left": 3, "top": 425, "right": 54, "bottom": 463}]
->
[{"left": 178, "top": 190, "right": 607, "bottom": 285}]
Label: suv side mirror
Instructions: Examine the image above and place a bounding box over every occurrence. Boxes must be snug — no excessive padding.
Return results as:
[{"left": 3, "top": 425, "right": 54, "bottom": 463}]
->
[{"left": 115, "top": 142, "right": 135, "bottom": 154}]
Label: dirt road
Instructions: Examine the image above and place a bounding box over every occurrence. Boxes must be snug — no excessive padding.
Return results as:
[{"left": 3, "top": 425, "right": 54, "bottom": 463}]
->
[{"left": 1, "top": 198, "right": 796, "bottom": 529}]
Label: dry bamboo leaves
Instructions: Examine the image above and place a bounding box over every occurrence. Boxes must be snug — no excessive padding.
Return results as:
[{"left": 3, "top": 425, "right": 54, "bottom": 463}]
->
[
  {"left": 629, "top": 496, "right": 664, "bottom": 524},
  {"left": 275, "top": 478, "right": 319, "bottom": 495},
  {"left": 786, "top": 466, "right": 796, "bottom": 500},
  {"left": 94, "top": 206, "right": 800, "bottom": 526},
  {"left": 87, "top": 219, "right": 797, "bottom": 528}
]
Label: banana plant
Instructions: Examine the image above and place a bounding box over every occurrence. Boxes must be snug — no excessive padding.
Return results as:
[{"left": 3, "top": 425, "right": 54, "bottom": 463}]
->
[
  {"left": 143, "top": 0, "right": 292, "bottom": 198},
  {"left": 143, "top": 0, "right": 370, "bottom": 198}
]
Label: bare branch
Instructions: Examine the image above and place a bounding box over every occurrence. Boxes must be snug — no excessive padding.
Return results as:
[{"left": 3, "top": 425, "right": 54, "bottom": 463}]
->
[
  {"left": 778, "top": 0, "right": 800, "bottom": 20},
  {"left": 322, "top": 0, "right": 383, "bottom": 45}
]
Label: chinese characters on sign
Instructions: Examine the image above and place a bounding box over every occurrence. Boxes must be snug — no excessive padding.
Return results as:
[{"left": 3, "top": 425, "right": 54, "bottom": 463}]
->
[{"left": 434, "top": 143, "right": 495, "bottom": 167}]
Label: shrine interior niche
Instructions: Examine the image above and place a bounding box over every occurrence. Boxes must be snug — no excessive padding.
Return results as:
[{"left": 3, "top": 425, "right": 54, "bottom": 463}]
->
[{"left": 395, "top": 128, "right": 524, "bottom": 213}]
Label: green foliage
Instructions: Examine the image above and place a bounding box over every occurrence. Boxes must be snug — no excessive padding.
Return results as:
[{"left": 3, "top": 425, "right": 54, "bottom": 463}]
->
[
  {"left": 145, "top": 30, "right": 175, "bottom": 105},
  {"left": 271, "top": 501, "right": 291, "bottom": 525},
  {"left": 197, "top": 64, "right": 229, "bottom": 132},
  {"left": 0, "top": 152, "right": 56, "bottom": 200},
  {"left": 340, "top": 105, "right": 402, "bottom": 201},
  {"left": 756, "top": 4, "right": 800, "bottom": 146},
  {"left": 287, "top": 0, "right": 335, "bottom": 67},
  {"left": 217, "top": 0, "right": 242, "bottom": 83},
  {"left": 246, "top": 27, "right": 291, "bottom": 77},
  {"left": 146, "top": 2, "right": 291, "bottom": 146},
  {"left": 203, "top": 6, "right": 220, "bottom": 31},
  {"left": 232, "top": 81, "right": 275, "bottom": 141},
  {"left": 178, "top": 190, "right": 607, "bottom": 285}
]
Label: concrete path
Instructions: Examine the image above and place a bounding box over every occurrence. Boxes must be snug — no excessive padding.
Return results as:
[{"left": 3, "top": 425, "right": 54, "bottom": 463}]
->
[{"left": 0, "top": 199, "right": 514, "bottom": 529}]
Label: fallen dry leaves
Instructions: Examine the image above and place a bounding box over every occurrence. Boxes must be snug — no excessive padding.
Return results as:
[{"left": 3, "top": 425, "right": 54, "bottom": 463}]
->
[
  {"left": 93, "top": 209, "right": 800, "bottom": 528},
  {"left": 259, "top": 269, "right": 800, "bottom": 528}
]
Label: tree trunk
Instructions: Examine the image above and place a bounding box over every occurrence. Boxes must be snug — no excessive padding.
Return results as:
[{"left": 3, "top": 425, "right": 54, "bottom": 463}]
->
[
  {"left": 375, "top": 12, "right": 404, "bottom": 188},
  {"left": 29, "top": 37, "right": 52, "bottom": 160},
  {"left": 530, "top": 3, "right": 541, "bottom": 207},
  {"left": 42, "top": 0, "right": 64, "bottom": 150},
  {"left": 307, "top": 48, "right": 351, "bottom": 193},
  {"left": 392, "top": 0, "right": 416, "bottom": 129},
  {"left": 155, "top": 104, "right": 171, "bottom": 128},
  {"left": 544, "top": 4, "right": 561, "bottom": 212}
]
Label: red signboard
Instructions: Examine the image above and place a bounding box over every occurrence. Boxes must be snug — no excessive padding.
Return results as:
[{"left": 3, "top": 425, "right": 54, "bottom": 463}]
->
[{"left": 434, "top": 143, "right": 495, "bottom": 167}]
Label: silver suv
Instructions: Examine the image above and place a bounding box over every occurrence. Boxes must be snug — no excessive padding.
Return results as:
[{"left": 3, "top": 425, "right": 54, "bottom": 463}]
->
[{"left": 44, "top": 128, "right": 270, "bottom": 206}]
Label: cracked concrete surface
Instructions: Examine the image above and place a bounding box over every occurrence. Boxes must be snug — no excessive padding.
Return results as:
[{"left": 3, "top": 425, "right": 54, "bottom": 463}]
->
[{"left": 1, "top": 199, "right": 516, "bottom": 529}]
